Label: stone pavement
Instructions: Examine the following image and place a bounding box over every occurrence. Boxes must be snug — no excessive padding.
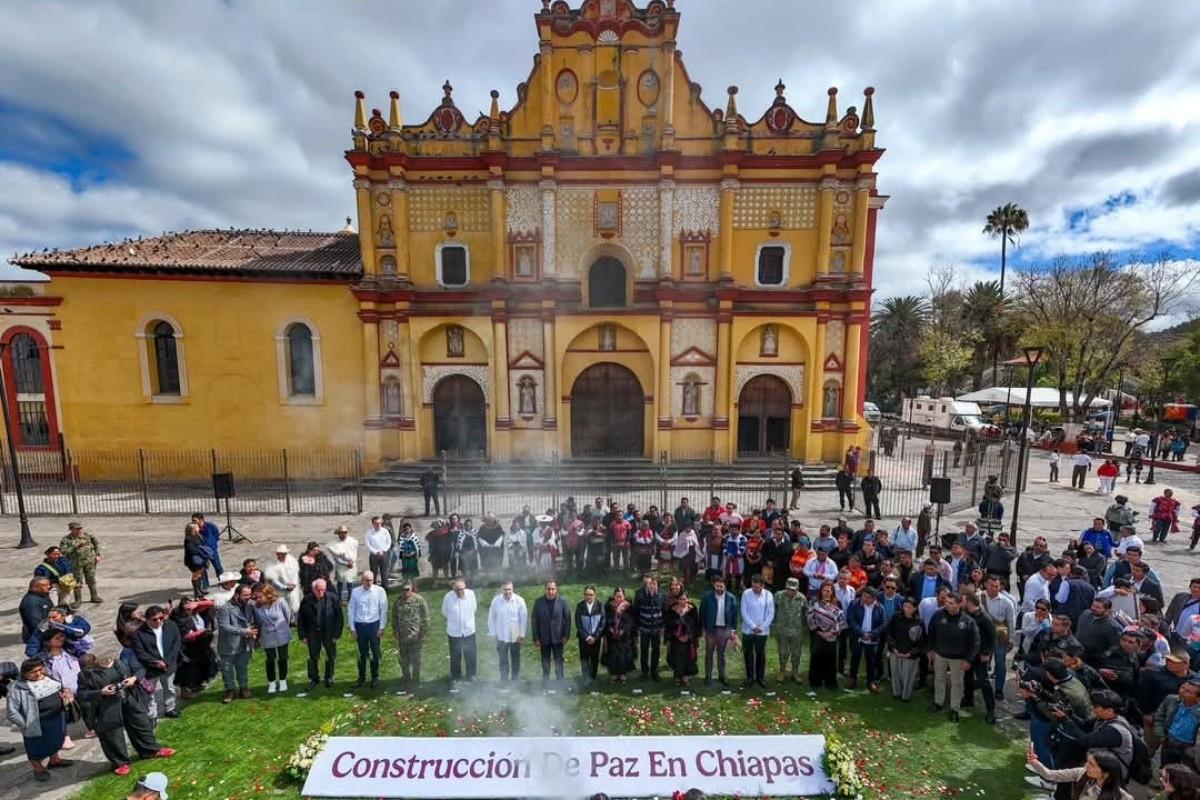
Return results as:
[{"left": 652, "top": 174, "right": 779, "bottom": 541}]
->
[{"left": 0, "top": 455, "right": 1197, "bottom": 799}]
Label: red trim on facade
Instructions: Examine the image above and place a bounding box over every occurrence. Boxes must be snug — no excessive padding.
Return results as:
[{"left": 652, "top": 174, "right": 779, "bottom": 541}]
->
[
  {"left": 0, "top": 296, "right": 63, "bottom": 307},
  {"left": 47, "top": 320, "right": 62, "bottom": 330},
  {"left": 420, "top": 361, "right": 489, "bottom": 367},
  {"left": 712, "top": 417, "right": 729, "bottom": 430},
  {"left": 0, "top": 326, "right": 60, "bottom": 451},
  {"left": 735, "top": 360, "right": 805, "bottom": 366}
]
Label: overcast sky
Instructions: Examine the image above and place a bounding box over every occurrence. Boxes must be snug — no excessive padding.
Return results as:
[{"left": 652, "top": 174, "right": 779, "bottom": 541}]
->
[{"left": 1, "top": 0, "right": 1198, "bottom": 312}]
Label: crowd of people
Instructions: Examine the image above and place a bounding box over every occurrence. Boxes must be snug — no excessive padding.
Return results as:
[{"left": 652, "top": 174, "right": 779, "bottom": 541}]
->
[{"left": 10, "top": 474, "right": 1200, "bottom": 799}]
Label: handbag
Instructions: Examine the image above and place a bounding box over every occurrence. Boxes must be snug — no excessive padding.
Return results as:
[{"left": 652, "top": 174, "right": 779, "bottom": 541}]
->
[{"left": 64, "top": 698, "right": 83, "bottom": 724}]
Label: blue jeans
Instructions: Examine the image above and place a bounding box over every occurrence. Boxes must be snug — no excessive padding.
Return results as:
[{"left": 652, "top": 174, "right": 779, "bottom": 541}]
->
[
  {"left": 220, "top": 650, "right": 251, "bottom": 690},
  {"left": 1028, "top": 704, "right": 1055, "bottom": 767},
  {"left": 355, "top": 621, "right": 382, "bottom": 680},
  {"left": 203, "top": 550, "right": 225, "bottom": 589},
  {"left": 993, "top": 642, "right": 1008, "bottom": 695}
]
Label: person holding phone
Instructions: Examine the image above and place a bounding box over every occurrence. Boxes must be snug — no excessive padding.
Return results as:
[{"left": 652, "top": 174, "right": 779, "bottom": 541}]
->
[{"left": 76, "top": 653, "right": 173, "bottom": 776}]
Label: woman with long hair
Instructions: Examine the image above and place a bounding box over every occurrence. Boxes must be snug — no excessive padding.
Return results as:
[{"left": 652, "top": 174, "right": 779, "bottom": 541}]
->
[
  {"left": 4, "top": 659, "right": 72, "bottom": 782},
  {"left": 806, "top": 582, "right": 845, "bottom": 691},
  {"left": 1026, "top": 748, "right": 1131, "bottom": 800},
  {"left": 36, "top": 630, "right": 82, "bottom": 749},
  {"left": 298, "top": 541, "right": 334, "bottom": 595},
  {"left": 886, "top": 597, "right": 925, "bottom": 701},
  {"left": 1161, "top": 764, "right": 1200, "bottom": 799},
  {"left": 182, "top": 523, "right": 209, "bottom": 599},
  {"left": 601, "top": 588, "right": 636, "bottom": 683},
  {"left": 664, "top": 594, "right": 700, "bottom": 686},
  {"left": 253, "top": 584, "right": 293, "bottom": 694}
]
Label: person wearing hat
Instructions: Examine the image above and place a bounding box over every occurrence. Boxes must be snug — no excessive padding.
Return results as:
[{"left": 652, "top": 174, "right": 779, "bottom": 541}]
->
[
  {"left": 916, "top": 504, "right": 933, "bottom": 557},
  {"left": 326, "top": 526, "right": 359, "bottom": 604},
  {"left": 392, "top": 580, "right": 429, "bottom": 684},
  {"left": 126, "top": 771, "right": 169, "bottom": 799},
  {"left": 263, "top": 545, "right": 301, "bottom": 613},
  {"left": 208, "top": 572, "right": 241, "bottom": 608},
  {"left": 298, "top": 578, "right": 343, "bottom": 690},
  {"left": 59, "top": 522, "right": 102, "bottom": 605},
  {"left": 773, "top": 577, "right": 807, "bottom": 683}
]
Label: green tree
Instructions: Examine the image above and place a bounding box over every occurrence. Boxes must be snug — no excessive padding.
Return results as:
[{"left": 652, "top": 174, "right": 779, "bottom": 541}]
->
[
  {"left": 983, "top": 203, "right": 1030, "bottom": 297},
  {"left": 868, "top": 295, "right": 928, "bottom": 408},
  {"left": 919, "top": 327, "right": 973, "bottom": 396},
  {"left": 962, "top": 280, "right": 1017, "bottom": 389}
]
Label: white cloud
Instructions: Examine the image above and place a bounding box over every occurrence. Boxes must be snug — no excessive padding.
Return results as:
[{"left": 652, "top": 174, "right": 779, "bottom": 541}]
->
[{"left": 0, "top": 0, "right": 1197, "bottom": 303}]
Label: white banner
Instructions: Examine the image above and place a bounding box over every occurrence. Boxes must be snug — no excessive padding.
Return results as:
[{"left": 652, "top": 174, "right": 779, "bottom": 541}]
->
[{"left": 302, "top": 734, "right": 832, "bottom": 798}]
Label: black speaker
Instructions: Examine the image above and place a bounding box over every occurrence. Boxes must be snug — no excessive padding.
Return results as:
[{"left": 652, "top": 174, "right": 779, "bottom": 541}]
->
[
  {"left": 212, "top": 472, "right": 236, "bottom": 499},
  {"left": 929, "top": 477, "right": 951, "bottom": 505}
]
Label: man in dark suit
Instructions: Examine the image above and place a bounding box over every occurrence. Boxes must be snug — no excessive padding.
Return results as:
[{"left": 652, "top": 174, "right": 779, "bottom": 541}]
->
[
  {"left": 908, "top": 560, "right": 950, "bottom": 602},
  {"left": 298, "top": 578, "right": 344, "bottom": 690},
  {"left": 131, "top": 605, "right": 182, "bottom": 719},
  {"left": 19, "top": 578, "right": 53, "bottom": 643}
]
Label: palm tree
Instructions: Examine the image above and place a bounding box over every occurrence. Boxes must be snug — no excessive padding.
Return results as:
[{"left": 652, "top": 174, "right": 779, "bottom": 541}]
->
[
  {"left": 869, "top": 295, "right": 930, "bottom": 405},
  {"left": 983, "top": 203, "right": 1029, "bottom": 384},
  {"left": 962, "top": 280, "right": 1016, "bottom": 389}
]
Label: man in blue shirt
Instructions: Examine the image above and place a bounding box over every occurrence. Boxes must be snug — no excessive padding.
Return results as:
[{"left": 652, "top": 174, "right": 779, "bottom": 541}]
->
[
  {"left": 1156, "top": 678, "right": 1200, "bottom": 767},
  {"left": 908, "top": 559, "right": 949, "bottom": 601},
  {"left": 1078, "top": 518, "right": 1116, "bottom": 559},
  {"left": 192, "top": 512, "right": 224, "bottom": 590}
]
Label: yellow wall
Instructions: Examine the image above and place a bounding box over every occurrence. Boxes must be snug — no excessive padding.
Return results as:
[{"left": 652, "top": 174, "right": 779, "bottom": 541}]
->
[{"left": 48, "top": 277, "right": 366, "bottom": 453}]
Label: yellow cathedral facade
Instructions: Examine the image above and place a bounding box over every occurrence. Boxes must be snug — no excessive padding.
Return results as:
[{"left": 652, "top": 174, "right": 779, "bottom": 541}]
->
[{"left": 5, "top": 0, "right": 884, "bottom": 469}]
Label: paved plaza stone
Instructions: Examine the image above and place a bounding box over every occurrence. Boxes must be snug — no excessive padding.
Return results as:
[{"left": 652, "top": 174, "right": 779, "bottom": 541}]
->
[{"left": 0, "top": 453, "right": 1197, "bottom": 799}]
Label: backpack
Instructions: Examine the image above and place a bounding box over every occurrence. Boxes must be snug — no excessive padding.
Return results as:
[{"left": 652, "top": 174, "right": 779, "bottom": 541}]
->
[{"left": 1105, "top": 716, "right": 1151, "bottom": 785}]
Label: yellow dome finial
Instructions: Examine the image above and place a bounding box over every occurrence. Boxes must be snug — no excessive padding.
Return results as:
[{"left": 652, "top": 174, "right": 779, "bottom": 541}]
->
[
  {"left": 862, "top": 87, "right": 875, "bottom": 131},
  {"left": 353, "top": 90, "right": 367, "bottom": 130},
  {"left": 388, "top": 90, "right": 402, "bottom": 130},
  {"left": 725, "top": 85, "right": 739, "bottom": 131}
]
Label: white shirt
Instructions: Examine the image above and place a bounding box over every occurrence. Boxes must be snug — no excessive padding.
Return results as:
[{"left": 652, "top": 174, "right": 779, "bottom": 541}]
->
[
  {"left": 1021, "top": 571, "right": 1052, "bottom": 613},
  {"left": 1073, "top": 452, "right": 1092, "bottom": 468},
  {"left": 713, "top": 591, "right": 727, "bottom": 627},
  {"left": 442, "top": 590, "right": 478, "bottom": 638},
  {"left": 1136, "top": 433, "right": 1150, "bottom": 449},
  {"left": 835, "top": 583, "right": 857, "bottom": 612},
  {"left": 804, "top": 557, "right": 838, "bottom": 589},
  {"left": 930, "top": 559, "right": 953, "bottom": 585},
  {"left": 1115, "top": 535, "right": 1144, "bottom": 555},
  {"left": 918, "top": 597, "right": 942, "bottom": 630},
  {"left": 858, "top": 603, "right": 876, "bottom": 640},
  {"left": 740, "top": 588, "right": 775, "bottom": 635},
  {"left": 365, "top": 527, "right": 392, "bottom": 555},
  {"left": 349, "top": 584, "right": 388, "bottom": 629},
  {"left": 1049, "top": 452, "right": 1060, "bottom": 465},
  {"left": 152, "top": 625, "right": 164, "bottom": 657},
  {"left": 1174, "top": 599, "right": 1200, "bottom": 638},
  {"left": 327, "top": 537, "right": 359, "bottom": 579},
  {"left": 487, "top": 594, "right": 528, "bottom": 643}
]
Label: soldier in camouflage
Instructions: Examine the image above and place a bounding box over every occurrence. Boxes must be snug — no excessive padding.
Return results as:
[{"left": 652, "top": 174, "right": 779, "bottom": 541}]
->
[
  {"left": 391, "top": 580, "right": 430, "bottom": 684},
  {"left": 59, "top": 522, "right": 103, "bottom": 604},
  {"left": 773, "top": 576, "right": 808, "bottom": 682}
]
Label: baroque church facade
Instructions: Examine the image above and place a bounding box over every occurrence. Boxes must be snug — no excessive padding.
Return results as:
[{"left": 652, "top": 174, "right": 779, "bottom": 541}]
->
[{"left": 6, "top": 0, "right": 884, "bottom": 469}]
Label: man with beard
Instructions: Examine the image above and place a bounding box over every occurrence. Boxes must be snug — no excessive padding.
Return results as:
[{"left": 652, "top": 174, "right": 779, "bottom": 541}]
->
[
  {"left": 216, "top": 585, "right": 258, "bottom": 702},
  {"left": 762, "top": 524, "right": 794, "bottom": 592}
]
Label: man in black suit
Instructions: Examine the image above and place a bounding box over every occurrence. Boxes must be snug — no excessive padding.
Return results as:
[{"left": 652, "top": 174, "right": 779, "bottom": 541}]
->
[
  {"left": 19, "top": 577, "right": 53, "bottom": 643},
  {"left": 298, "top": 578, "right": 344, "bottom": 690},
  {"left": 131, "top": 604, "right": 182, "bottom": 719}
]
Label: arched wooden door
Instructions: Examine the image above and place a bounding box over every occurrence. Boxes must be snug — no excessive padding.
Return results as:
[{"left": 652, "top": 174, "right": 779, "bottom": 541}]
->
[
  {"left": 737, "top": 375, "right": 792, "bottom": 456},
  {"left": 587, "top": 257, "right": 626, "bottom": 308},
  {"left": 570, "top": 363, "right": 644, "bottom": 456},
  {"left": 433, "top": 376, "right": 487, "bottom": 458}
]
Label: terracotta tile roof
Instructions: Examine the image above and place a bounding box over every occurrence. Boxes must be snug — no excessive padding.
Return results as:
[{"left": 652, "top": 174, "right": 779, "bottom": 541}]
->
[{"left": 9, "top": 229, "right": 362, "bottom": 279}]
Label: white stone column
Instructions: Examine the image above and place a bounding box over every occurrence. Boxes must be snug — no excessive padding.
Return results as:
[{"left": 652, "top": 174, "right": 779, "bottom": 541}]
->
[{"left": 659, "top": 180, "right": 674, "bottom": 277}]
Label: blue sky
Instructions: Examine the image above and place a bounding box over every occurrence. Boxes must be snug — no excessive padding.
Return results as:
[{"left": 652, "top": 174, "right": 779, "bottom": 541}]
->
[{"left": 1, "top": 0, "right": 1198, "bottom": 315}]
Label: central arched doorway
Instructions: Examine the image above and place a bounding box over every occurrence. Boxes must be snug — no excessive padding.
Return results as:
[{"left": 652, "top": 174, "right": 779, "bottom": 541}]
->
[
  {"left": 433, "top": 376, "right": 487, "bottom": 457},
  {"left": 587, "top": 257, "right": 627, "bottom": 308},
  {"left": 570, "top": 363, "right": 644, "bottom": 456},
  {"left": 737, "top": 375, "right": 791, "bottom": 456}
]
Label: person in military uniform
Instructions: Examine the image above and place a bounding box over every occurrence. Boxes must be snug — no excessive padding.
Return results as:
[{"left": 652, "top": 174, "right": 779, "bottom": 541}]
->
[
  {"left": 773, "top": 577, "right": 808, "bottom": 683},
  {"left": 391, "top": 580, "right": 430, "bottom": 684},
  {"left": 59, "top": 522, "right": 102, "bottom": 604}
]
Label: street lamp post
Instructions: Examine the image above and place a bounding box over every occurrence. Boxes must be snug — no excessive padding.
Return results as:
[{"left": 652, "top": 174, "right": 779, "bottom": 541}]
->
[
  {"left": 1009, "top": 346, "right": 1044, "bottom": 546},
  {"left": 0, "top": 343, "right": 37, "bottom": 548},
  {"left": 1145, "top": 356, "right": 1178, "bottom": 486}
]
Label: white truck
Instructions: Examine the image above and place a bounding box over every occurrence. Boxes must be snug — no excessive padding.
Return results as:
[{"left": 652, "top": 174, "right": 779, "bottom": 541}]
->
[{"left": 902, "top": 396, "right": 987, "bottom": 434}]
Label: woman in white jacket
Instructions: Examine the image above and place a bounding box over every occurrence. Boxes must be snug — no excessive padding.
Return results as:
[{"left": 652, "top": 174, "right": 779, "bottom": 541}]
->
[{"left": 263, "top": 545, "right": 302, "bottom": 612}]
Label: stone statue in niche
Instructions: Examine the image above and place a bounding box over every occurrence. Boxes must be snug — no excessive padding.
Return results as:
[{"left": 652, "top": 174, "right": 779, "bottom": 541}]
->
[
  {"left": 517, "top": 376, "right": 538, "bottom": 415},
  {"left": 761, "top": 325, "right": 779, "bottom": 356},
  {"left": 446, "top": 325, "right": 465, "bottom": 358},
  {"left": 376, "top": 214, "right": 395, "bottom": 248},
  {"left": 822, "top": 382, "right": 840, "bottom": 419},
  {"left": 682, "top": 377, "right": 701, "bottom": 417},
  {"left": 515, "top": 245, "right": 535, "bottom": 277},
  {"left": 444, "top": 211, "right": 459, "bottom": 235},
  {"left": 384, "top": 378, "right": 403, "bottom": 416},
  {"left": 599, "top": 324, "right": 616, "bottom": 352}
]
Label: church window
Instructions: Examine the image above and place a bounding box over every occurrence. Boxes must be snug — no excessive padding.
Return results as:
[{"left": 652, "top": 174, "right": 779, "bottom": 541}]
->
[
  {"left": 756, "top": 244, "right": 788, "bottom": 286},
  {"left": 286, "top": 323, "right": 316, "bottom": 397},
  {"left": 588, "top": 257, "right": 626, "bottom": 308},
  {"left": 383, "top": 377, "right": 403, "bottom": 416},
  {"left": 6, "top": 332, "right": 50, "bottom": 446},
  {"left": 437, "top": 243, "right": 469, "bottom": 287},
  {"left": 151, "top": 321, "right": 181, "bottom": 395}
]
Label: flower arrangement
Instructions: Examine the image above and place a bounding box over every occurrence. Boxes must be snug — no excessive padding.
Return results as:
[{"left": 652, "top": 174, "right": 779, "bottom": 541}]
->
[
  {"left": 283, "top": 715, "right": 343, "bottom": 784},
  {"left": 822, "top": 733, "right": 864, "bottom": 800}
]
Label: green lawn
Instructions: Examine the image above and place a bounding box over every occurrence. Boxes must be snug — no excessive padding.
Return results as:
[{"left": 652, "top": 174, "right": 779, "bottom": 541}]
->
[{"left": 74, "top": 577, "right": 1031, "bottom": 800}]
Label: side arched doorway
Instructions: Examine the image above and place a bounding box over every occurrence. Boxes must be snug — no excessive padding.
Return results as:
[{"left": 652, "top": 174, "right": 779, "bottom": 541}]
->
[
  {"left": 570, "top": 363, "right": 644, "bottom": 456},
  {"left": 587, "top": 257, "right": 627, "bottom": 308},
  {"left": 433, "top": 376, "right": 487, "bottom": 458},
  {"left": 737, "top": 375, "right": 791, "bottom": 456}
]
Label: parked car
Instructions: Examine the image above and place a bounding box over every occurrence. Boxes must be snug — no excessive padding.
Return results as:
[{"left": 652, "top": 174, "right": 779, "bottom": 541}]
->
[{"left": 863, "top": 401, "right": 882, "bottom": 424}]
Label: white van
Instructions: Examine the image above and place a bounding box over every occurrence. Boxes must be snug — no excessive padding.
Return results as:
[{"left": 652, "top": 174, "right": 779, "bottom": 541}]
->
[
  {"left": 902, "top": 396, "right": 987, "bottom": 434},
  {"left": 863, "top": 401, "right": 882, "bottom": 424}
]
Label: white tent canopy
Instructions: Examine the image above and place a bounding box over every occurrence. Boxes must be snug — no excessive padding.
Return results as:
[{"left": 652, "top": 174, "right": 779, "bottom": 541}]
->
[{"left": 956, "top": 387, "right": 1112, "bottom": 409}]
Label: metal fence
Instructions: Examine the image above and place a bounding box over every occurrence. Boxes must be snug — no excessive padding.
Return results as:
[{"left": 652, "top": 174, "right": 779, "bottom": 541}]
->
[
  {"left": 440, "top": 450, "right": 795, "bottom": 520},
  {"left": 869, "top": 432, "right": 1023, "bottom": 519},
  {"left": 0, "top": 448, "right": 364, "bottom": 516}
]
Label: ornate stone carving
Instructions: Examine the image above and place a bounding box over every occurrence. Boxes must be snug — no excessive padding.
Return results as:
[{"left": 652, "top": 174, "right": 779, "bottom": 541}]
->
[
  {"left": 671, "top": 318, "right": 717, "bottom": 359},
  {"left": 825, "top": 320, "right": 845, "bottom": 360},
  {"left": 508, "top": 318, "right": 544, "bottom": 361},
  {"left": 422, "top": 366, "right": 490, "bottom": 404},
  {"left": 621, "top": 187, "right": 659, "bottom": 278},
  {"left": 659, "top": 183, "right": 674, "bottom": 275},
  {"left": 735, "top": 365, "right": 804, "bottom": 403},
  {"left": 670, "top": 365, "right": 714, "bottom": 417},
  {"left": 510, "top": 369, "right": 543, "bottom": 420},
  {"left": 541, "top": 183, "right": 557, "bottom": 274},
  {"left": 409, "top": 187, "right": 490, "bottom": 232},
  {"left": 673, "top": 186, "right": 720, "bottom": 235},
  {"left": 506, "top": 187, "right": 541, "bottom": 235},
  {"left": 555, "top": 188, "right": 593, "bottom": 276},
  {"left": 733, "top": 186, "right": 817, "bottom": 229}
]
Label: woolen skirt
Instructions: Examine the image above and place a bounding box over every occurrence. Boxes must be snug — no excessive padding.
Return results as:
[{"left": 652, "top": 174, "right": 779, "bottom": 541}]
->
[{"left": 24, "top": 712, "right": 66, "bottom": 761}]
